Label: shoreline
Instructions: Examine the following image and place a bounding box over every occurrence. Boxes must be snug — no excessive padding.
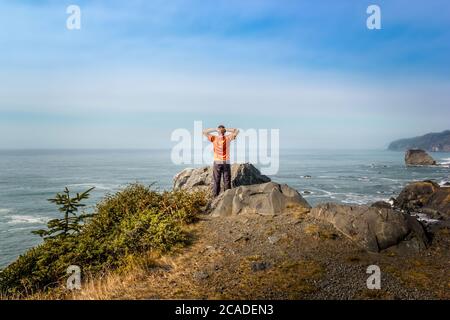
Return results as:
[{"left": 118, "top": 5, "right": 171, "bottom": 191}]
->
[
  {"left": 0, "top": 163, "right": 450, "bottom": 298},
  {"left": 1, "top": 154, "right": 449, "bottom": 269}
]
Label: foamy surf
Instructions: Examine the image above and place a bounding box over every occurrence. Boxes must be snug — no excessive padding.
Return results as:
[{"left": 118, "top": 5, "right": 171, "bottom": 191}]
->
[
  {"left": 439, "top": 157, "right": 450, "bottom": 167},
  {"left": 304, "top": 188, "right": 391, "bottom": 205},
  {"left": 7, "top": 215, "right": 50, "bottom": 225},
  {"left": 339, "top": 192, "right": 391, "bottom": 205},
  {"left": 0, "top": 208, "right": 12, "bottom": 214}
]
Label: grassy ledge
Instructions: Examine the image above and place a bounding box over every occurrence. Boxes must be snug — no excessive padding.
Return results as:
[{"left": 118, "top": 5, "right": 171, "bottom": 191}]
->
[{"left": 0, "top": 183, "right": 207, "bottom": 299}]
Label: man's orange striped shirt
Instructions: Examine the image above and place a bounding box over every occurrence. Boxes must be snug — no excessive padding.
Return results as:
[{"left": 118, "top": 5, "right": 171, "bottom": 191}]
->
[{"left": 208, "top": 134, "right": 234, "bottom": 161}]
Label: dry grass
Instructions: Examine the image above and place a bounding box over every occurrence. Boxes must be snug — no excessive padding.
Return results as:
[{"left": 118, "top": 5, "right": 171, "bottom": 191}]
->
[
  {"left": 70, "top": 259, "right": 153, "bottom": 300},
  {"left": 67, "top": 236, "right": 210, "bottom": 300},
  {"left": 286, "top": 205, "right": 310, "bottom": 220},
  {"left": 304, "top": 223, "right": 339, "bottom": 240},
  {"left": 7, "top": 251, "right": 159, "bottom": 300},
  {"left": 228, "top": 258, "right": 325, "bottom": 299},
  {"left": 346, "top": 256, "right": 361, "bottom": 263},
  {"left": 382, "top": 258, "right": 450, "bottom": 299},
  {"left": 67, "top": 235, "right": 206, "bottom": 300}
]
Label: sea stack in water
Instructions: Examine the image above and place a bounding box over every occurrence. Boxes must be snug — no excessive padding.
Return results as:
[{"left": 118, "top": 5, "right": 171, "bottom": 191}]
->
[{"left": 404, "top": 149, "right": 436, "bottom": 166}]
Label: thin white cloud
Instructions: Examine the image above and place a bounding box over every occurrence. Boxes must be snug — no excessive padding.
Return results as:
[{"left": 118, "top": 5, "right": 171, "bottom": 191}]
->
[{"left": 1, "top": 68, "right": 449, "bottom": 118}]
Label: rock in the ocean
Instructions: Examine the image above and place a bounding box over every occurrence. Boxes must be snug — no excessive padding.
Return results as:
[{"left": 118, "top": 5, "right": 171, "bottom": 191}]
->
[
  {"left": 210, "top": 182, "right": 311, "bottom": 217},
  {"left": 404, "top": 149, "right": 436, "bottom": 166},
  {"left": 394, "top": 180, "right": 450, "bottom": 219},
  {"left": 173, "top": 163, "right": 271, "bottom": 194},
  {"left": 309, "top": 203, "right": 429, "bottom": 252}
]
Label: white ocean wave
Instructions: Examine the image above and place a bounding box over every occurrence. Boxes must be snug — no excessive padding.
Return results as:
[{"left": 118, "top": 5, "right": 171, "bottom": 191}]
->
[
  {"left": 7, "top": 215, "right": 50, "bottom": 225},
  {"left": 340, "top": 193, "right": 390, "bottom": 205},
  {"left": 0, "top": 208, "right": 12, "bottom": 214},
  {"left": 66, "top": 183, "right": 116, "bottom": 191},
  {"left": 440, "top": 179, "right": 450, "bottom": 187},
  {"left": 6, "top": 226, "right": 37, "bottom": 232},
  {"left": 308, "top": 189, "right": 386, "bottom": 204},
  {"left": 436, "top": 157, "right": 450, "bottom": 167},
  {"left": 307, "top": 187, "right": 390, "bottom": 205},
  {"left": 380, "top": 177, "right": 403, "bottom": 183},
  {"left": 306, "top": 188, "right": 336, "bottom": 198}
]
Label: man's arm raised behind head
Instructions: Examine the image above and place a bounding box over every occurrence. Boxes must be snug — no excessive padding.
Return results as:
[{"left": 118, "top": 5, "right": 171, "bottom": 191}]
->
[
  {"left": 203, "top": 128, "right": 216, "bottom": 138},
  {"left": 227, "top": 128, "right": 240, "bottom": 140}
]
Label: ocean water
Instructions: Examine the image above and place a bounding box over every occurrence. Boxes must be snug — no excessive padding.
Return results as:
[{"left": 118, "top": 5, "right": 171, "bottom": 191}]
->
[{"left": 0, "top": 149, "right": 449, "bottom": 268}]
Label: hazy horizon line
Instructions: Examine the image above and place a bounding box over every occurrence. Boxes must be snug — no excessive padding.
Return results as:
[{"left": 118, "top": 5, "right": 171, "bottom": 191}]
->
[{"left": 0, "top": 147, "right": 400, "bottom": 151}]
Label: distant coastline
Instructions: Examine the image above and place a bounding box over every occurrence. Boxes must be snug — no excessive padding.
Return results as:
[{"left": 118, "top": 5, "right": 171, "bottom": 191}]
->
[{"left": 388, "top": 130, "right": 450, "bottom": 152}]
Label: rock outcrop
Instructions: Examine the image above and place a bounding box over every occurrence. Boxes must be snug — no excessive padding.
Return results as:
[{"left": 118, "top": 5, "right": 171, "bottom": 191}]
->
[
  {"left": 210, "top": 182, "right": 311, "bottom": 217},
  {"left": 173, "top": 163, "right": 270, "bottom": 195},
  {"left": 394, "top": 180, "right": 450, "bottom": 220},
  {"left": 309, "top": 203, "right": 429, "bottom": 252},
  {"left": 370, "top": 201, "right": 392, "bottom": 209},
  {"left": 404, "top": 149, "right": 436, "bottom": 166}
]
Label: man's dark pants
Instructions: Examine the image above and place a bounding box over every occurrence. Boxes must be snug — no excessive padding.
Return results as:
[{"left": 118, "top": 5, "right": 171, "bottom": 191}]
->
[{"left": 213, "top": 162, "right": 231, "bottom": 197}]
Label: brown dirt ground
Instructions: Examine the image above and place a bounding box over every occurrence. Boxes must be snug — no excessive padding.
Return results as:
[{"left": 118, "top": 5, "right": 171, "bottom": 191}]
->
[{"left": 75, "top": 209, "right": 450, "bottom": 300}]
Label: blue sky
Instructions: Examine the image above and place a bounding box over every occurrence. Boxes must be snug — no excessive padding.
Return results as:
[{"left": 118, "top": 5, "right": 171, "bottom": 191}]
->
[{"left": 0, "top": 0, "right": 449, "bottom": 149}]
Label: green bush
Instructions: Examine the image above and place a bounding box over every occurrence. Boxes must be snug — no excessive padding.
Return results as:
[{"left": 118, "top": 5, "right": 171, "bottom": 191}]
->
[{"left": 0, "top": 184, "right": 206, "bottom": 297}]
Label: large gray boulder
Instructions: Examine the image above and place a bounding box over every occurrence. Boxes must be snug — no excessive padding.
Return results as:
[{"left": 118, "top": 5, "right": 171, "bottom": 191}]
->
[
  {"left": 210, "top": 182, "right": 311, "bottom": 217},
  {"left": 173, "top": 163, "right": 271, "bottom": 194},
  {"left": 405, "top": 149, "right": 436, "bottom": 166},
  {"left": 309, "top": 203, "right": 429, "bottom": 252}
]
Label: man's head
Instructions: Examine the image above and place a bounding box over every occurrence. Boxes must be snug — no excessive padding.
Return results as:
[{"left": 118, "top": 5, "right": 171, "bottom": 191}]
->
[{"left": 217, "top": 125, "right": 226, "bottom": 135}]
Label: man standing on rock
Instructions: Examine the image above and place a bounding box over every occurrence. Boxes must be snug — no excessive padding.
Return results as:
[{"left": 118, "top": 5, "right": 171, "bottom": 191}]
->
[{"left": 203, "top": 125, "right": 240, "bottom": 197}]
